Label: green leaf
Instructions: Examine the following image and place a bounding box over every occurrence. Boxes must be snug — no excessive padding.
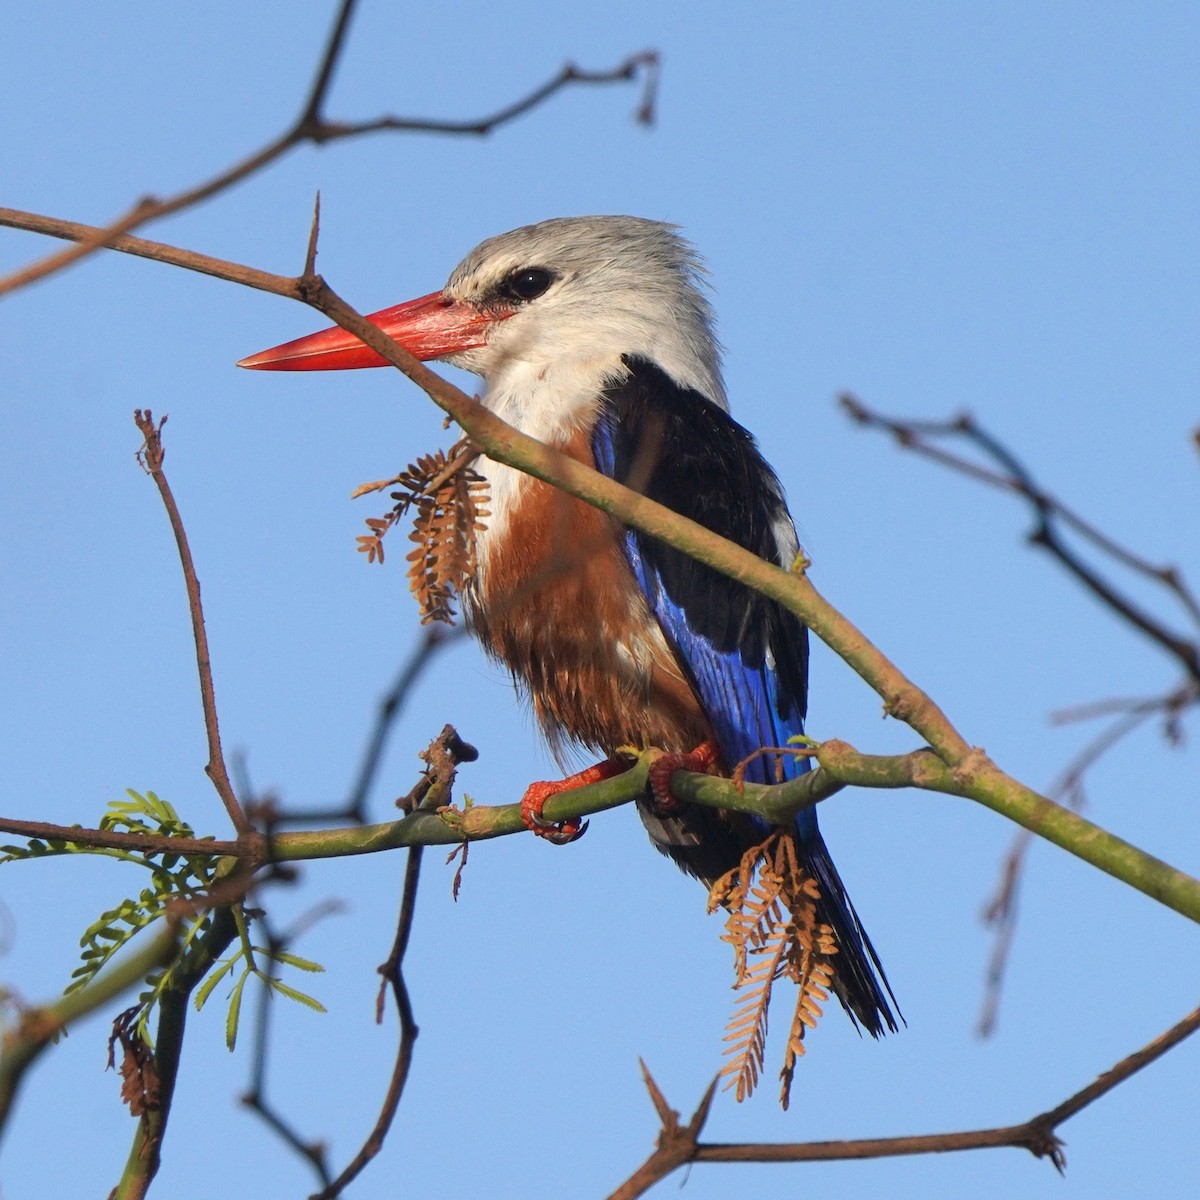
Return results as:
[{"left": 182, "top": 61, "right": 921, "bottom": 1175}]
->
[
  {"left": 226, "top": 970, "right": 250, "bottom": 1051},
  {"left": 271, "top": 950, "right": 326, "bottom": 974},
  {"left": 193, "top": 957, "right": 238, "bottom": 1013},
  {"left": 267, "top": 977, "right": 327, "bottom": 1014}
]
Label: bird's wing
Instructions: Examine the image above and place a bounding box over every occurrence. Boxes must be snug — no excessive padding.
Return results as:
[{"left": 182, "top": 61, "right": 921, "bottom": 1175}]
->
[
  {"left": 593, "top": 356, "right": 811, "bottom": 804},
  {"left": 594, "top": 356, "right": 900, "bottom": 1036}
]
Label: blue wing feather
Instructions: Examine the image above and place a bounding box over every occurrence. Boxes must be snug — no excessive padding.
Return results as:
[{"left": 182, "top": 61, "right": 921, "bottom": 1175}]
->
[
  {"left": 622, "top": 526, "right": 819, "bottom": 835},
  {"left": 593, "top": 357, "right": 899, "bottom": 1036}
]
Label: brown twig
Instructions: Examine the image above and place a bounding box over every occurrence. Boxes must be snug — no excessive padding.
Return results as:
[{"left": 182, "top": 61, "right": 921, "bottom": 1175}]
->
[
  {"left": 978, "top": 682, "right": 1196, "bottom": 1035},
  {"left": 0, "top": 816, "right": 239, "bottom": 858},
  {"left": 233, "top": 625, "right": 456, "bottom": 830},
  {"left": 840, "top": 393, "right": 1200, "bottom": 1030},
  {"left": 134, "top": 410, "right": 252, "bottom": 836},
  {"left": 341, "top": 628, "right": 456, "bottom": 821},
  {"left": 310, "top": 51, "right": 661, "bottom": 141},
  {"left": 605, "top": 1063, "right": 718, "bottom": 1200},
  {"left": 311, "top": 841, "right": 421, "bottom": 1200},
  {"left": 239, "top": 901, "right": 346, "bottom": 1191},
  {"left": 607, "top": 1001, "right": 1200, "bottom": 1196},
  {"left": 312, "top": 726, "right": 472, "bottom": 1198},
  {"left": 839, "top": 394, "right": 1200, "bottom": 679},
  {"left": 0, "top": 0, "right": 657, "bottom": 299},
  {"left": 230, "top": 728, "right": 472, "bottom": 1195}
]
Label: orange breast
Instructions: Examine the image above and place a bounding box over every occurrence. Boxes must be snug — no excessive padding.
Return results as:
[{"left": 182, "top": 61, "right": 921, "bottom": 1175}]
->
[{"left": 468, "top": 428, "right": 713, "bottom": 758}]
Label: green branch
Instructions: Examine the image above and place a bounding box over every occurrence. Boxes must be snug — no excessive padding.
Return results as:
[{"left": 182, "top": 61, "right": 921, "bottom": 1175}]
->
[
  {"left": 0, "top": 216, "right": 1193, "bottom": 938},
  {"left": 813, "top": 741, "right": 1200, "bottom": 924},
  {"left": 112, "top": 905, "right": 240, "bottom": 1200},
  {"left": 0, "top": 925, "right": 179, "bottom": 1140},
  {"left": 7, "top": 740, "right": 1199, "bottom": 925}
]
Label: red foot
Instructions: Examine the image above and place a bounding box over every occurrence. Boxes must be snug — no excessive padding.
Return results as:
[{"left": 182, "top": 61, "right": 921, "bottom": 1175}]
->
[
  {"left": 520, "top": 758, "right": 625, "bottom": 845},
  {"left": 648, "top": 740, "right": 720, "bottom": 814}
]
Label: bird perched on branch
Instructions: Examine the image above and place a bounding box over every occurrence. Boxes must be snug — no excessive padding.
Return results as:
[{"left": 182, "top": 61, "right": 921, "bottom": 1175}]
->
[{"left": 239, "top": 215, "right": 898, "bottom": 1036}]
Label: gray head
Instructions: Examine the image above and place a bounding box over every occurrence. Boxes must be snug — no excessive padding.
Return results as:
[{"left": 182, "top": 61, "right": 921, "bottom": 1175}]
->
[
  {"left": 238, "top": 215, "right": 727, "bottom": 410},
  {"left": 441, "top": 216, "right": 727, "bottom": 408}
]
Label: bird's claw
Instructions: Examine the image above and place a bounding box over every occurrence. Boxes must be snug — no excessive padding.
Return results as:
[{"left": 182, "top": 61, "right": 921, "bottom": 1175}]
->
[
  {"left": 518, "top": 758, "right": 625, "bottom": 846},
  {"left": 648, "top": 741, "right": 720, "bottom": 816},
  {"left": 520, "top": 781, "right": 589, "bottom": 844},
  {"left": 525, "top": 806, "right": 589, "bottom": 845}
]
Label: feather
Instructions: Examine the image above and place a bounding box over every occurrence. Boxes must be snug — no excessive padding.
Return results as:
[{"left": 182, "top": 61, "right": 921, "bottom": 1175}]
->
[{"left": 595, "top": 356, "right": 899, "bottom": 1036}]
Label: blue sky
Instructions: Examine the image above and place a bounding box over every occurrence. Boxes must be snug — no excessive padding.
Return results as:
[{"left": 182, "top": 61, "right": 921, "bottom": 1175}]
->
[{"left": 3, "top": 4, "right": 1198, "bottom": 1198}]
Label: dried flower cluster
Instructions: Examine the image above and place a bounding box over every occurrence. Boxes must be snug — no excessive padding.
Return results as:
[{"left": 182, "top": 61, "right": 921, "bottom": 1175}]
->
[
  {"left": 709, "top": 828, "right": 837, "bottom": 1109},
  {"left": 354, "top": 441, "right": 489, "bottom": 624}
]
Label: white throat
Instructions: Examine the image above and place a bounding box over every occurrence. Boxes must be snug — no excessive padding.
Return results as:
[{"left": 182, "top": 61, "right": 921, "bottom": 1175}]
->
[{"left": 471, "top": 352, "right": 626, "bottom": 576}]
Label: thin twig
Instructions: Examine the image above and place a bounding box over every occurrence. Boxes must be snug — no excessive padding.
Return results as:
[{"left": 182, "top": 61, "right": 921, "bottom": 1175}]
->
[
  {"left": 134, "top": 410, "right": 252, "bottom": 835},
  {"left": 0, "top": 12, "right": 658, "bottom": 300},
  {"left": 232, "top": 728, "right": 469, "bottom": 1194},
  {"left": 840, "top": 395, "right": 1200, "bottom": 679},
  {"left": 607, "top": 1002, "right": 1200, "bottom": 1196},
  {"left": 342, "top": 627, "right": 453, "bottom": 821},
  {"left": 312, "top": 727, "right": 471, "bottom": 1198},
  {"left": 605, "top": 1063, "right": 717, "bottom": 1200},
  {"left": 297, "top": 0, "right": 360, "bottom": 127},
  {"left": 310, "top": 51, "right": 661, "bottom": 141},
  {"left": 0, "top": 817, "right": 239, "bottom": 858},
  {"left": 240, "top": 903, "right": 346, "bottom": 1190},
  {"left": 304, "top": 192, "right": 322, "bottom": 279},
  {"left": 234, "top": 626, "right": 456, "bottom": 830},
  {"left": 978, "top": 693, "right": 1183, "bottom": 1036},
  {"left": 311, "top": 844, "right": 421, "bottom": 1200}
]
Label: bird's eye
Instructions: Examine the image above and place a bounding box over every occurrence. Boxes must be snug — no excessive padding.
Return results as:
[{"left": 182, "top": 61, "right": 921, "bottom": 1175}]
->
[{"left": 501, "top": 267, "right": 555, "bottom": 302}]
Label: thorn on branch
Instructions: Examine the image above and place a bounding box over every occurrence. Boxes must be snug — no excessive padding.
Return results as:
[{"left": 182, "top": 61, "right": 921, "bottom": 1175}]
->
[
  {"left": 607, "top": 1065, "right": 714, "bottom": 1200},
  {"left": 638, "top": 1058, "right": 677, "bottom": 1127},
  {"left": 305, "top": 192, "right": 321, "bottom": 278}
]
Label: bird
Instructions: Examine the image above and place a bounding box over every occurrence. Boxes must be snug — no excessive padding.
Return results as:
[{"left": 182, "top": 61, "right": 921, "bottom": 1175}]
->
[{"left": 239, "top": 215, "right": 899, "bottom": 1036}]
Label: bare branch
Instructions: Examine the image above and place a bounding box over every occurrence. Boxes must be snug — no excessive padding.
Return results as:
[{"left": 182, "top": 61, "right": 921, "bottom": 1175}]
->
[
  {"left": 0, "top": 15, "right": 658, "bottom": 300},
  {"left": 311, "top": 51, "right": 661, "bottom": 141},
  {"left": 237, "top": 626, "right": 455, "bottom": 830},
  {"left": 311, "top": 839, "right": 421, "bottom": 1199},
  {"left": 978, "top": 680, "right": 1197, "bottom": 1035},
  {"left": 239, "top": 902, "right": 346, "bottom": 1191},
  {"left": 133, "top": 411, "right": 252, "bottom": 836},
  {"left": 605, "top": 1065, "right": 718, "bottom": 1200},
  {"left": 606, "top": 1001, "right": 1200, "bottom": 1195},
  {"left": 312, "top": 727, "right": 472, "bottom": 1197},
  {"left": 0, "top": 207, "right": 307, "bottom": 296},
  {"left": 840, "top": 394, "right": 1200, "bottom": 680},
  {"left": 297, "top": 0, "right": 360, "bottom": 127},
  {"left": 0, "top": 816, "right": 239, "bottom": 858}
]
